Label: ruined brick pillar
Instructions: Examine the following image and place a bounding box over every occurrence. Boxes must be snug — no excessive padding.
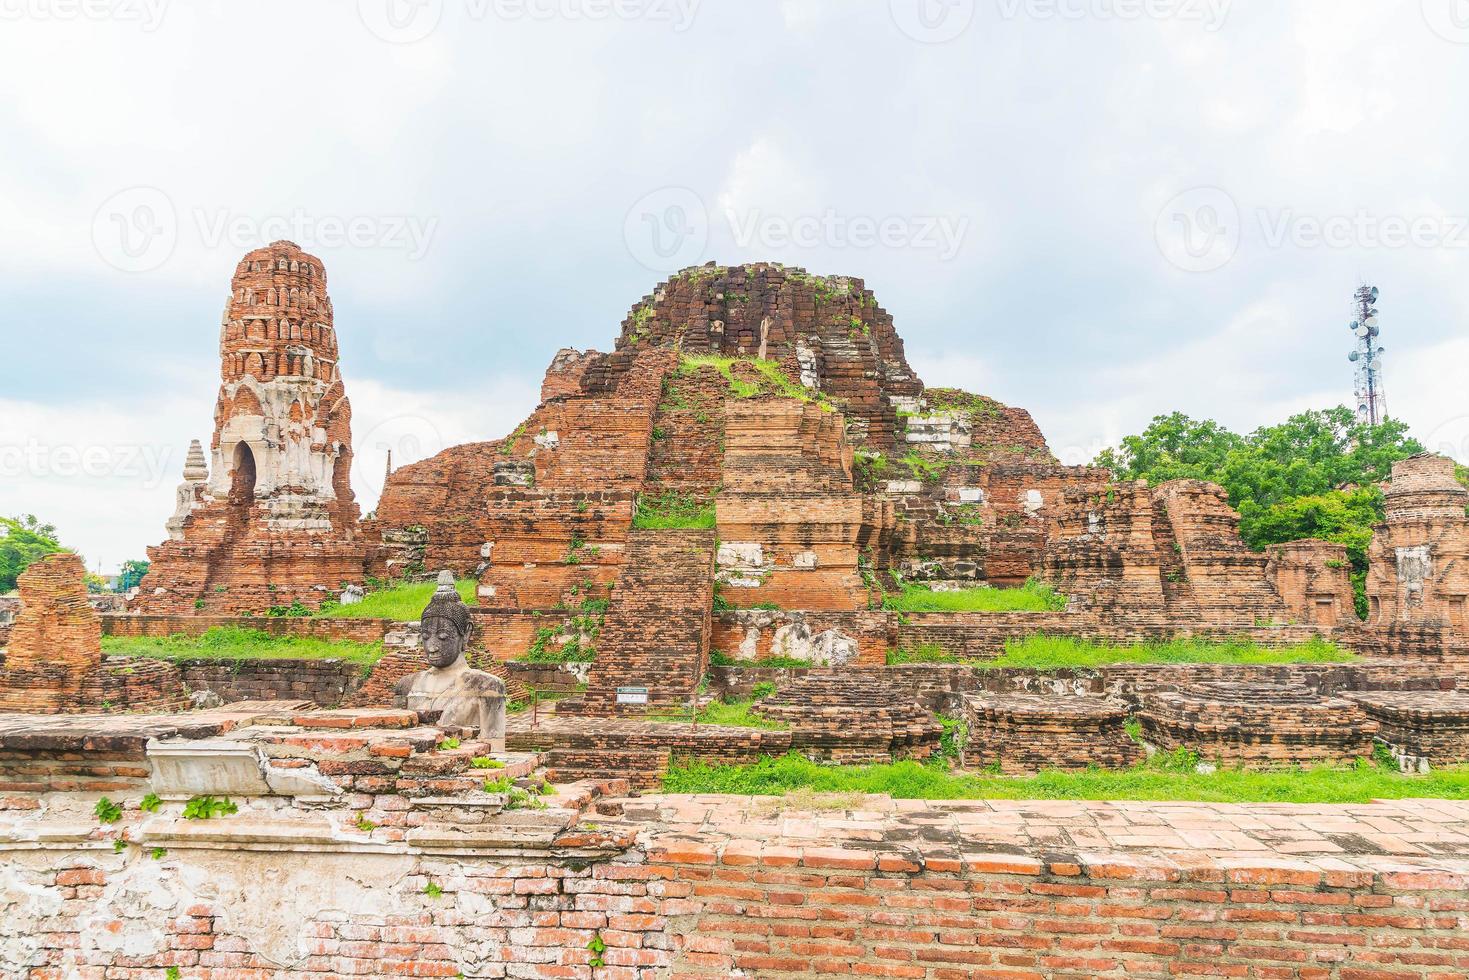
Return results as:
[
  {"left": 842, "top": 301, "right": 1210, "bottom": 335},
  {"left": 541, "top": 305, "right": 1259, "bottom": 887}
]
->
[
  {"left": 2, "top": 553, "right": 101, "bottom": 684},
  {"left": 1367, "top": 453, "right": 1469, "bottom": 634}
]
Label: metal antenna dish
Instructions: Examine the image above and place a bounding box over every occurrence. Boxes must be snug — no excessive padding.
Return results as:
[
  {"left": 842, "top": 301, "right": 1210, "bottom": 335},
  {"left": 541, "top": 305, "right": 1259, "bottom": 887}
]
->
[
  {"left": 1348, "top": 351, "right": 1360, "bottom": 362},
  {"left": 1370, "top": 286, "right": 1379, "bottom": 301},
  {"left": 1349, "top": 320, "right": 1359, "bottom": 330},
  {"left": 1365, "top": 316, "right": 1379, "bottom": 328}
]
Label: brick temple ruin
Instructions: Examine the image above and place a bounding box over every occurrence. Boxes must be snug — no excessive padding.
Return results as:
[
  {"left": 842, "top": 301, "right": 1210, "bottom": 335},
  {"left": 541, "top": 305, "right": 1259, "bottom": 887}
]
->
[
  {"left": 5, "top": 251, "right": 1469, "bottom": 978},
  {"left": 136, "top": 241, "right": 366, "bottom": 614}
]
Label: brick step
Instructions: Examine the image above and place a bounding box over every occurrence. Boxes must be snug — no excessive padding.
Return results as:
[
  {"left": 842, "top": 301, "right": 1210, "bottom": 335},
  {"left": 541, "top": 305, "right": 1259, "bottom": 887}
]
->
[{"left": 543, "top": 748, "right": 669, "bottom": 791}]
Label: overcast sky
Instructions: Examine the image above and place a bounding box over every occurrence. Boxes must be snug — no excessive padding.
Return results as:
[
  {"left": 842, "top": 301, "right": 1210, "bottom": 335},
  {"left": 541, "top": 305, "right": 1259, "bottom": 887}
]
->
[{"left": 3, "top": 0, "right": 1468, "bottom": 573}]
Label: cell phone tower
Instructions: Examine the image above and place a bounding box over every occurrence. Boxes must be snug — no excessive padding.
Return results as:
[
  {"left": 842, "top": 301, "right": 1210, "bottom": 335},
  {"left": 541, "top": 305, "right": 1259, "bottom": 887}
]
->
[{"left": 1348, "top": 284, "right": 1387, "bottom": 425}]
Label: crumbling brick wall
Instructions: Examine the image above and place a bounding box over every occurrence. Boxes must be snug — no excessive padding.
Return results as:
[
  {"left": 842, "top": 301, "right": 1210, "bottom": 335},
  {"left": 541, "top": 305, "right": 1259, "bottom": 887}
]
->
[
  {"left": 5, "top": 820, "right": 1468, "bottom": 978},
  {"left": 1268, "top": 539, "right": 1357, "bottom": 626}
]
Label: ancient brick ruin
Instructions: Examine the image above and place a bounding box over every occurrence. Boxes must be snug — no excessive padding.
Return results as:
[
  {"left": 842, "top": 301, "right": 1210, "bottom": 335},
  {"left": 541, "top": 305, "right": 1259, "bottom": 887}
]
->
[
  {"left": 0, "top": 553, "right": 184, "bottom": 714},
  {"left": 136, "top": 241, "right": 366, "bottom": 614},
  {"left": 1367, "top": 452, "right": 1469, "bottom": 634},
  {"left": 963, "top": 694, "right": 1143, "bottom": 774},
  {"left": 1141, "top": 681, "right": 1379, "bottom": 767},
  {"left": 9, "top": 251, "right": 1469, "bottom": 978}
]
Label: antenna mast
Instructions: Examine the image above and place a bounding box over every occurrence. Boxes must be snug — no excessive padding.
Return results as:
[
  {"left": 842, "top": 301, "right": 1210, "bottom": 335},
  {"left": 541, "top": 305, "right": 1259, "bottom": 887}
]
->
[{"left": 1348, "top": 285, "right": 1387, "bottom": 425}]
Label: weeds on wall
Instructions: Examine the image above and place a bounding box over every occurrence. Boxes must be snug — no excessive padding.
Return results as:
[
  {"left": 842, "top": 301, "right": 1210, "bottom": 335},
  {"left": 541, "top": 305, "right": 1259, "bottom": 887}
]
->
[
  {"left": 881, "top": 578, "right": 1067, "bottom": 613},
  {"left": 632, "top": 491, "right": 716, "bottom": 530}
]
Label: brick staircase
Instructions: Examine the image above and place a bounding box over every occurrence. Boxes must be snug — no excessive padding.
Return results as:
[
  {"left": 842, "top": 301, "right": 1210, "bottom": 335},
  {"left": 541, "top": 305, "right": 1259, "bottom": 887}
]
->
[{"left": 567, "top": 529, "right": 716, "bottom": 716}]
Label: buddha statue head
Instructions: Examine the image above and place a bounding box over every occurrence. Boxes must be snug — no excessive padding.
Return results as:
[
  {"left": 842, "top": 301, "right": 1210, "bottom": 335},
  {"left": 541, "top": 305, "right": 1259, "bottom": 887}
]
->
[{"left": 420, "top": 571, "right": 472, "bottom": 669}]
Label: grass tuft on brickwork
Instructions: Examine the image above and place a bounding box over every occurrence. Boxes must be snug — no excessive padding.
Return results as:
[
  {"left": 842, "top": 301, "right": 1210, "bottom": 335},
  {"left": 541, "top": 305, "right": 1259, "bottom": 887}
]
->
[
  {"left": 678, "top": 355, "right": 831, "bottom": 409},
  {"left": 886, "top": 635, "right": 1355, "bottom": 668},
  {"left": 990, "top": 635, "right": 1355, "bottom": 669},
  {"left": 646, "top": 696, "right": 789, "bottom": 730},
  {"left": 663, "top": 749, "right": 1469, "bottom": 803},
  {"left": 102, "top": 626, "right": 385, "bottom": 665},
  {"left": 319, "top": 579, "right": 477, "bottom": 620},
  {"left": 632, "top": 491, "right": 716, "bottom": 530},
  {"left": 882, "top": 578, "right": 1067, "bottom": 613}
]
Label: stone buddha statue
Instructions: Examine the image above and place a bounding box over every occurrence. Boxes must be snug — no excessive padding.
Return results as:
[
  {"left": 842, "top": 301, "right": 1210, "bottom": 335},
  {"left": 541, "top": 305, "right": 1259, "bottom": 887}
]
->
[{"left": 393, "top": 571, "right": 507, "bottom": 751}]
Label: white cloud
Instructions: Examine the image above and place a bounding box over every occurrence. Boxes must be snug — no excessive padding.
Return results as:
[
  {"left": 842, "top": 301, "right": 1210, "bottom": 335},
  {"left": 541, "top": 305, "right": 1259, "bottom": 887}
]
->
[{"left": 0, "top": 375, "right": 539, "bottom": 574}]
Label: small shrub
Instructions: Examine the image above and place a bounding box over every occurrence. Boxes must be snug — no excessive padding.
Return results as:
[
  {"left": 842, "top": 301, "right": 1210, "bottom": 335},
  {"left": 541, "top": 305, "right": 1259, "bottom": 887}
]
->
[
  {"left": 471, "top": 756, "right": 506, "bottom": 769},
  {"left": 181, "top": 795, "right": 237, "bottom": 820},
  {"left": 94, "top": 797, "right": 123, "bottom": 824},
  {"left": 423, "top": 881, "right": 444, "bottom": 898},
  {"left": 587, "top": 933, "right": 607, "bottom": 968},
  {"left": 139, "top": 793, "right": 161, "bottom": 813},
  {"left": 751, "top": 681, "right": 777, "bottom": 699}
]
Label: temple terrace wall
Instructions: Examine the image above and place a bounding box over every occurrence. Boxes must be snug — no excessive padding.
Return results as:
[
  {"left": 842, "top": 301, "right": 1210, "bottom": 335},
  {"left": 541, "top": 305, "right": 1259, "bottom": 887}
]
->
[{"left": 2, "top": 791, "right": 1468, "bottom": 978}]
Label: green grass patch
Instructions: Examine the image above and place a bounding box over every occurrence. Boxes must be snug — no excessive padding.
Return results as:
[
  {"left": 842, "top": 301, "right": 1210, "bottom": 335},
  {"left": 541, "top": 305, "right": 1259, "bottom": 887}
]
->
[
  {"left": 633, "top": 491, "right": 716, "bottom": 530},
  {"left": 647, "top": 697, "right": 789, "bottom": 730},
  {"left": 991, "top": 635, "right": 1355, "bottom": 670},
  {"left": 679, "top": 355, "right": 830, "bottom": 409},
  {"left": 319, "top": 579, "right": 477, "bottom": 620},
  {"left": 663, "top": 749, "right": 1469, "bottom": 803},
  {"left": 709, "top": 651, "right": 812, "bottom": 669},
  {"left": 882, "top": 579, "right": 1067, "bottom": 613},
  {"left": 102, "top": 626, "right": 384, "bottom": 665},
  {"left": 886, "top": 643, "right": 962, "bottom": 666},
  {"left": 924, "top": 387, "right": 1003, "bottom": 418}
]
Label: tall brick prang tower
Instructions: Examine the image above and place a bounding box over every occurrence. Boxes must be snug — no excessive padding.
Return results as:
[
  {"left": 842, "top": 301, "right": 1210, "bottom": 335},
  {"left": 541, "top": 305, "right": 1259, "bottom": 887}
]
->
[{"left": 136, "top": 242, "right": 366, "bottom": 614}]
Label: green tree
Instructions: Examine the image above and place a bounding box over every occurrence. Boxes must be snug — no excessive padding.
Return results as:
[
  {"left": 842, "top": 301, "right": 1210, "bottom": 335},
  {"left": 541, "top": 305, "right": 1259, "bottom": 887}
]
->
[
  {"left": 1095, "top": 412, "right": 1244, "bottom": 485},
  {"left": 0, "top": 515, "right": 62, "bottom": 593},
  {"left": 1095, "top": 408, "right": 1425, "bottom": 621}
]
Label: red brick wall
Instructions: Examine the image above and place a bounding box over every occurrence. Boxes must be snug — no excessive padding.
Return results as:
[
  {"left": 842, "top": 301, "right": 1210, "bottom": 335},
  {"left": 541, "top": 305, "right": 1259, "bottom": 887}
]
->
[{"left": 5, "top": 836, "right": 1466, "bottom": 978}]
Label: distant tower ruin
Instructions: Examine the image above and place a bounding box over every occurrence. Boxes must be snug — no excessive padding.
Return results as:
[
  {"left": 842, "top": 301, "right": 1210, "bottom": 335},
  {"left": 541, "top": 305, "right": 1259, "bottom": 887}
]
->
[
  {"left": 135, "top": 241, "right": 366, "bottom": 614},
  {"left": 1348, "top": 285, "right": 1387, "bottom": 425}
]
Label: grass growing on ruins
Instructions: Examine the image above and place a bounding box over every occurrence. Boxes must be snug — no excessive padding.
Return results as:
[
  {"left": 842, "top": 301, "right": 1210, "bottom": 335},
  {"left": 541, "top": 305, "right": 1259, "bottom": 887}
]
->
[
  {"left": 989, "top": 635, "right": 1355, "bottom": 669},
  {"left": 632, "top": 491, "right": 716, "bottom": 530},
  {"left": 678, "top": 354, "right": 831, "bottom": 409},
  {"left": 882, "top": 578, "right": 1068, "bottom": 613},
  {"left": 319, "top": 578, "right": 477, "bottom": 620},
  {"left": 662, "top": 749, "right": 1469, "bottom": 803},
  {"left": 646, "top": 696, "right": 789, "bottom": 730},
  {"left": 887, "top": 635, "right": 1356, "bottom": 669},
  {"left": 102, "top": 626, "right": 385, "bottom": 665}
]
